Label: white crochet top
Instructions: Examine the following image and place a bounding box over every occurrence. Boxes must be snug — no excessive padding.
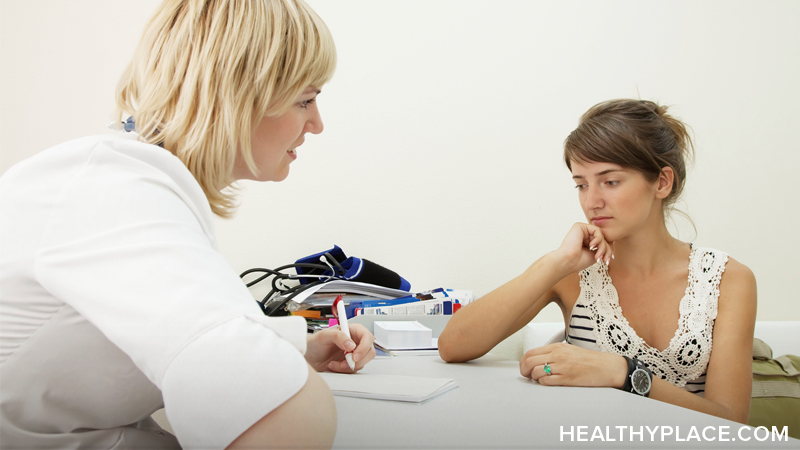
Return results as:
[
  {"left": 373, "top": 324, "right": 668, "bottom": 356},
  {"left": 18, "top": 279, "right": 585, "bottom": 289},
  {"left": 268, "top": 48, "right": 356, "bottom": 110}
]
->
[{"left": 566, "top": 245, "right": 728, "bottom": 394}]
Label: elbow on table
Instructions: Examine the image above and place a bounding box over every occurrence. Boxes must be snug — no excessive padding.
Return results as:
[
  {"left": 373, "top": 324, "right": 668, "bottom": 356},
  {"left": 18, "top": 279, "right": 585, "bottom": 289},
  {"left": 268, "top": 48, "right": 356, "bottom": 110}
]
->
[
  {"left": 437, "top": 329, "right": 473, "bottom": 363},
  {"left": 438, "top": 343, "right": 457, "bottom": 364}
]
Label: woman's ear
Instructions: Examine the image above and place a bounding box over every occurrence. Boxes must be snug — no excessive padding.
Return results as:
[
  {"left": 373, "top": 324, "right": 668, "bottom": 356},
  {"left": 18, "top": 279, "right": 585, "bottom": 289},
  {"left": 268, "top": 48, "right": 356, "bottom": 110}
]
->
[{"left": 656, "top": 167, "right": 675, "bottom": 199}]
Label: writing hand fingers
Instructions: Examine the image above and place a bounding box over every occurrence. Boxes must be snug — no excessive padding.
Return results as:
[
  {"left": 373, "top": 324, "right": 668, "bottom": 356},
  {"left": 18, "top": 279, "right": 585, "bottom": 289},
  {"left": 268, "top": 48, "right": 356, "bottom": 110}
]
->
[
  {"left": 348, "top": 324, "right": 374, "bottom": 365},
  {"left": 328, "top": 328, "right": 356, "bottom": 353},
  {"left": 328, "top": 359, "right": 354, "bottom": 373},
  {"left": 312, "top": 326, "right": 352, "bottom": 350},
  {"left": 353, "top": 346, "right": 376, "bottom": 372}
]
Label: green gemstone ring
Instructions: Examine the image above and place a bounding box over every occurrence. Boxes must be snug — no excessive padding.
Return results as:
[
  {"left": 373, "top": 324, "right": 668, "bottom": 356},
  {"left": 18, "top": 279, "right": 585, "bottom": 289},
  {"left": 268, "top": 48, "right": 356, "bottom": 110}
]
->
[{"left": 544, "top": 363, "right": 552, "bottom": 375}]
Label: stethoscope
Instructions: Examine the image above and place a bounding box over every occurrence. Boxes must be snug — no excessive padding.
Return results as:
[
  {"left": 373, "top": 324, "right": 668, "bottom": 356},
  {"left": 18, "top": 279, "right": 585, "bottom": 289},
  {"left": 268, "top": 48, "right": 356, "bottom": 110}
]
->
[
  {"left": 107, "top": 116, "right": 136, "bottom": 132},
  {"left": 240, "top": 253, "right": 346, "bottom": 316}
]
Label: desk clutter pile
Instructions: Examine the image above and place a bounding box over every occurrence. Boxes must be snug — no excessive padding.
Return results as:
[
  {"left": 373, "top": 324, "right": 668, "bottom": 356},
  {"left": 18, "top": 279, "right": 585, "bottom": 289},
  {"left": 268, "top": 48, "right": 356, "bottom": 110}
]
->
[
  {"left": 289, "top": 283, "right": 474, "bottom": 333},
  {"left": 239, "top": 245, "right": 474, "bottom": 333}
]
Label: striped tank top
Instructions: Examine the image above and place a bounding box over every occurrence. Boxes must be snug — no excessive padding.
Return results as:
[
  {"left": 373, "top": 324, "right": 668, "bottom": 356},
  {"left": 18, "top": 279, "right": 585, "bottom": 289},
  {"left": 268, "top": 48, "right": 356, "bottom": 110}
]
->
[{"left": 567, "top": 245, "right": 728, "bottom": 397}]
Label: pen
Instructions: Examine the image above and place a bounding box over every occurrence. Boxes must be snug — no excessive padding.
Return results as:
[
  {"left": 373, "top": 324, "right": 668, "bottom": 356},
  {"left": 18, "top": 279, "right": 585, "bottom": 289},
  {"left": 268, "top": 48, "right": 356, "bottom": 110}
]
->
[{"left": 333, "top": 295, "right": 356, "bottom": 371}]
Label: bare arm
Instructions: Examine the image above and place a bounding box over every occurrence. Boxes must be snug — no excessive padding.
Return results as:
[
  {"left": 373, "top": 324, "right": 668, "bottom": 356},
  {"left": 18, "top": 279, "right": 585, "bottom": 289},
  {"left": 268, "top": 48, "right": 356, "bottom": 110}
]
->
[
  {"left": 438, "top": 253, "right": 565, "bottom": 363},
  {"left": 439, "top": 223, "right": 614, "bottom": 363},
  {"left": 226, "top": 365, "right": 337, "bottom": 449},
  {"left": 522, "top": 258, "right": 757, "bottom": 423},
  {"left": 649, "top": 258, "right": 757, "bottom": 422}
]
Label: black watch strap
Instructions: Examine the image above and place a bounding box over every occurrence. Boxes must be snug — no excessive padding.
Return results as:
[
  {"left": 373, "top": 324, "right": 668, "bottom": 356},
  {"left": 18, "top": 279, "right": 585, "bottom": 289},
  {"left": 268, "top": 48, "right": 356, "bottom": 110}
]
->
[
  {"left": 622, "top": 356, "right": 652, "bottom": 397},
  {"left": 621, "top": 356, "right": 635, "bottom": 392}
]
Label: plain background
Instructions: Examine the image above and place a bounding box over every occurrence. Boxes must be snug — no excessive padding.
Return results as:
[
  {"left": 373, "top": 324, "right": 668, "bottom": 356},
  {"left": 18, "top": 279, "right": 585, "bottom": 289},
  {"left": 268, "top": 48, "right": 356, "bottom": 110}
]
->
[{"left": 1, "top": 1, "right": 798, "bottom": 323}]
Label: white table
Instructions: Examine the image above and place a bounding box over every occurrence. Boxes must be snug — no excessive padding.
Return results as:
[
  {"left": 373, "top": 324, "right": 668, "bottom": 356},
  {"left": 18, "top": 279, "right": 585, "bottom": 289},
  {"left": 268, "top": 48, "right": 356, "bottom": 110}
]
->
[{"left": 332, "top": 354, "right": 798, "bottom": 449}]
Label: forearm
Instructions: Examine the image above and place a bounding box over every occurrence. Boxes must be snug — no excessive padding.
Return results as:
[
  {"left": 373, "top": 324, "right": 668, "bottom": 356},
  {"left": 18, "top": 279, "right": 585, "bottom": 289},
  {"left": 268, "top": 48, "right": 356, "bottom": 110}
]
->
[
  {"left": 226, "top": 367, "right": 336, "bottom": 449},
  {"left": 649, "top": 377, "right": 748, "bottom": 424},
  {"left": 439, "top": 252, "right": 567, "bottom": 363}
]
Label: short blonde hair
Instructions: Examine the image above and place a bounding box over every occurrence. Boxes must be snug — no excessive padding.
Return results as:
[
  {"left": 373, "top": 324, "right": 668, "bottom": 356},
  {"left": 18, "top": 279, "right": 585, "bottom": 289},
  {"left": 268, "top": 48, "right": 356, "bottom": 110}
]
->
[{"left": 116, "top": 0, "right": 336, "bottom": 217}]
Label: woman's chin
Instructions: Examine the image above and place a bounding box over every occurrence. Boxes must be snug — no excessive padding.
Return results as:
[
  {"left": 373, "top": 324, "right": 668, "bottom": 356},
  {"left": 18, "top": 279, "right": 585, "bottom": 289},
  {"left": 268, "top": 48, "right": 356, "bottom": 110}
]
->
[
  {"left": 272, "top": 169, "right": 290, "bottom": 182},
  {"left": 258, "top": 167, "right": 290, "bottom": 182},
  {"left": 598, "top": 229, "right": 622, "bottom": 243}
]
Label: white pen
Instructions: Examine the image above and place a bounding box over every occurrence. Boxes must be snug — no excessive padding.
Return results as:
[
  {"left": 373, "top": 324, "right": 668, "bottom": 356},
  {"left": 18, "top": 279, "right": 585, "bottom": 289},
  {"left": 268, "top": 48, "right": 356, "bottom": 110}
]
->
[{"left": 333, "top": 295, "right": 355, "bottom": 371}]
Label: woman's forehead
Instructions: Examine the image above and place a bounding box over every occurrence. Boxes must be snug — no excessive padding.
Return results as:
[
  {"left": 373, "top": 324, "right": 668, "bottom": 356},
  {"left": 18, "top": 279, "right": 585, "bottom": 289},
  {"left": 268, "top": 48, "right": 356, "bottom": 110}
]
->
[{"left": 569, "top": 160, "right": 627, "bottom": 176}]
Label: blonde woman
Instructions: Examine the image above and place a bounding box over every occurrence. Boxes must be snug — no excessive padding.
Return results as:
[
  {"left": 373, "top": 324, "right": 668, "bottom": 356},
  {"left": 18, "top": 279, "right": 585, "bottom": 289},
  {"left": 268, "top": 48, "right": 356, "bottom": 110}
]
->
[
  {"left": 438, "top": 99, "right": 757, "bottom": 423},
  {"left": 0, "top": 1, "right": 374, "bottom": 449}
]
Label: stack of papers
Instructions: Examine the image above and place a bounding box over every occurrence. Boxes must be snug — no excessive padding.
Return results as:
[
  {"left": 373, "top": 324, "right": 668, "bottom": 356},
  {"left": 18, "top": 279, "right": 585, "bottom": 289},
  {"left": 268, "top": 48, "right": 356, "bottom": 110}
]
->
[
  {"left": 291, "top": 281, "right": 412, "bottom": 304},
  {"left": 372, "top": 341, "right": 439, "bottom": 357},
  {"left": 319, "top": 372, "right": 458, "bottom": 403},
  {"left": 372, "top": 321, "right": 439, "bottom": 356},
  {"left": 374, "top": 321, "right": 432, "bottom": 349}
]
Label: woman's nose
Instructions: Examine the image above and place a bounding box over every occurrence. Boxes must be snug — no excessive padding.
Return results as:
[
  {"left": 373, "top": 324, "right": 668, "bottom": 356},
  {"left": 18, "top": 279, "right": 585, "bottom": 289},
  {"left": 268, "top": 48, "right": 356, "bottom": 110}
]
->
[
  {"left": 306, "top": 109, "right": 324, "bottom": 135},
  {"left": 584, "top": 187, "right": 604, "bottom": 210}
]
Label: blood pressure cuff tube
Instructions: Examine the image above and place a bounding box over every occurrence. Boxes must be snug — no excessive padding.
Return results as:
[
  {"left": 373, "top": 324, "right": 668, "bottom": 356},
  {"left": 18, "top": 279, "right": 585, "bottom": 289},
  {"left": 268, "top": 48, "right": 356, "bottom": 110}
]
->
[{"left": 295, "top": 245, "right": 411, "bottom": 292}]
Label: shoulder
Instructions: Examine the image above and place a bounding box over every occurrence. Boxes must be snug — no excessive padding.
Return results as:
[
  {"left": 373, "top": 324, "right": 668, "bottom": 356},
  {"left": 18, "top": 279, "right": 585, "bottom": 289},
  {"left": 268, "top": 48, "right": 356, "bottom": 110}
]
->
[
  {"left": 88, "top": 134, "right": 191, "bottom": 181},
  {"left": 2, "top": 134, "right": 188, "bottom": 186},
  {"left": 720, "top": 256, "right": 757, "bottom": 294},
  {"left": 9, "top": 135, "right": 217, "bottom": 245},
  {"left": 721, "top": 256, "right": 755, "bottom": 282},
  {"left": 60, "top": 135, "right": 206, "bottom": 211},
  {"left": 718, "top": 256, "right": 757, "bottom": 315}
]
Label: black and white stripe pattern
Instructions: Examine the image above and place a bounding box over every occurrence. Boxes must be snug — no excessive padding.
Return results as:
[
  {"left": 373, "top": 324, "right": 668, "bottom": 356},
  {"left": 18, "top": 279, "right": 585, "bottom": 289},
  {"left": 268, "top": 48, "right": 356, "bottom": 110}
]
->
[{"left": 567, "top": 284, "right": 709, "bottom": 397}]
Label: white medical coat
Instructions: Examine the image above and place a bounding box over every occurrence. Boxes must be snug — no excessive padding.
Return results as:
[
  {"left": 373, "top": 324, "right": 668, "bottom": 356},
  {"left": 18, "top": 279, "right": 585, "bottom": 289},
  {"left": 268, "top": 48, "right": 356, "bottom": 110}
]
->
[{"left": 0, "top": 134, "right": 309, "bottom": 449}]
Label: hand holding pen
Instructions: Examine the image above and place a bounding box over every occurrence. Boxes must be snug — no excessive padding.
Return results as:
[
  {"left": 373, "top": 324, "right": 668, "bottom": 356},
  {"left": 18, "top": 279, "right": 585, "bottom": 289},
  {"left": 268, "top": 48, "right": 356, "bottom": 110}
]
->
[
  {"left": 304, "top": 295, "right": 376, "bottom": 373},
  {"left": 334, "top": 295, "right": 355, "bottom": 370}
]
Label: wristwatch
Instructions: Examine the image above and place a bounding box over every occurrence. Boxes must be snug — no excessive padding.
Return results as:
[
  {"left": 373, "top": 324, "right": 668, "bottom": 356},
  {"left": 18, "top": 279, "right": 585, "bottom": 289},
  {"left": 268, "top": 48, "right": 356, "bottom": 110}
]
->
[{"left": 622, "top": 356, "right": 652, "bottom": 397}]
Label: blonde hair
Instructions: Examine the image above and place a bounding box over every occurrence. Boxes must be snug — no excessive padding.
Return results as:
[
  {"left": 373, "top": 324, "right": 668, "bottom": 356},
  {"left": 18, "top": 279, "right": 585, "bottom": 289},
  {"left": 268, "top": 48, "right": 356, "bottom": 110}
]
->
[{"left": 116, "top": 0, "right": 336, "bottom": 217}]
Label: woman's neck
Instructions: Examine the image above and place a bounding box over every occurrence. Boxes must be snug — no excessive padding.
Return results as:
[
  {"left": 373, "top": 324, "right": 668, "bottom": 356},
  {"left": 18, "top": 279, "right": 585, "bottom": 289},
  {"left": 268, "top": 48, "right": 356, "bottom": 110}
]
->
[{"left": 610, "top": 217, "right": 688, "bottom": 278}]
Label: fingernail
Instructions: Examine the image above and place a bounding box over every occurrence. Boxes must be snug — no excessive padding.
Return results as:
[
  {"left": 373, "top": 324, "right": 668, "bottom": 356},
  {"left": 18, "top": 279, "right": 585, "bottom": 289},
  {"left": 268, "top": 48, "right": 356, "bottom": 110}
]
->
[
  {"left": 345, "top": 341, "right": 356, "bottom": 351},
  {"left": 597, "top": 258, "right": 602, "bottom": 265},
  {"left": 352, "top": 352, "right": 360, "bottom": 362},
  {"left": 605, "top": 257, "right": 610, "bottom": 265},
  {"left": 590, "top": 246, "right": 597, "bottom": 251},
  {"left": 612, "top": 254, "right": 615, "bottom": 260}
]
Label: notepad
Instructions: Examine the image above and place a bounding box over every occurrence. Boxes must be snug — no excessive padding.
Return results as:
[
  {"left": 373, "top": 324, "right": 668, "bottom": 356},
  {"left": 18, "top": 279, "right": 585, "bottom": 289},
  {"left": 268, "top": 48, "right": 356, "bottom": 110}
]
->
[
  {"left": 373, "top": 321, "right": 432, "bottom": 350},
  {"left": 373, "top": 338, "right": 439, "bottom": 356},
  {"left": 319, "top": 372, "right": 458, "bottom": 403}
]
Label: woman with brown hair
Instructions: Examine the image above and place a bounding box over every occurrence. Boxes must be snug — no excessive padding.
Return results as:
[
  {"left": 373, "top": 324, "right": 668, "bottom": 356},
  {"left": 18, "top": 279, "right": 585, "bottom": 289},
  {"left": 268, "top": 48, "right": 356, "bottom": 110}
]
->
[{"left": 439, "top": 99, "right": 757, "bottom": 423}]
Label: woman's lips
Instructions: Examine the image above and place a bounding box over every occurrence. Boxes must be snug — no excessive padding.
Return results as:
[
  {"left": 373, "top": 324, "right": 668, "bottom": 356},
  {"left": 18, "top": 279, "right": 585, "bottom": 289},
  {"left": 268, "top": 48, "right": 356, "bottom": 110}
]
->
[{"left": 592, "top": 216, "right": 611, "bottom": 225}]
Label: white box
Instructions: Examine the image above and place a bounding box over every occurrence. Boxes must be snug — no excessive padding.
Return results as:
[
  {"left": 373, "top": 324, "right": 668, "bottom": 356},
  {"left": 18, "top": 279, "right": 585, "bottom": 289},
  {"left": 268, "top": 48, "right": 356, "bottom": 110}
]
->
[{"left": 373, "top": 321, "right": 432, "bottom": 350}]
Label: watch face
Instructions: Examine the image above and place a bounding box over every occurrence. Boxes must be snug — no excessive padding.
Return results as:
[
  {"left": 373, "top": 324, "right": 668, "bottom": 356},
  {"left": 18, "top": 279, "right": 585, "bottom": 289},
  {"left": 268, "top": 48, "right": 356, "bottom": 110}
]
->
[{"left": 632, "top": 369, "right": 650, "bottom": 394}]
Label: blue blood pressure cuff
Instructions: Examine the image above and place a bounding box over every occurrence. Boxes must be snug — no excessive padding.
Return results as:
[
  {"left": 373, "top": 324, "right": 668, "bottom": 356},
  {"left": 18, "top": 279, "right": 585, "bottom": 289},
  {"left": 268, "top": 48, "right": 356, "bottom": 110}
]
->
[{"left": 294, "top": 245, "right": 411, "bottom": 292}]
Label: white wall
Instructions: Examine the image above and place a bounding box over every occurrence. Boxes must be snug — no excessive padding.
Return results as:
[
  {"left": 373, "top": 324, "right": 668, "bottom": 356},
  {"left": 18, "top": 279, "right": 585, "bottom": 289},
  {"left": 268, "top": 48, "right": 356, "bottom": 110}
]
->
[{"left": 2, "top": 1, "right": 798, "bottom": 322}]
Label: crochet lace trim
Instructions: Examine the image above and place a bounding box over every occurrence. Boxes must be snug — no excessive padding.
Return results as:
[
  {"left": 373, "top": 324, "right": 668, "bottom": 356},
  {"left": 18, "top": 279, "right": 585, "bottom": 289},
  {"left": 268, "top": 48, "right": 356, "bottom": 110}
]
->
[{"left": 577, "top": 246, "right": 728, "bottom": 387}]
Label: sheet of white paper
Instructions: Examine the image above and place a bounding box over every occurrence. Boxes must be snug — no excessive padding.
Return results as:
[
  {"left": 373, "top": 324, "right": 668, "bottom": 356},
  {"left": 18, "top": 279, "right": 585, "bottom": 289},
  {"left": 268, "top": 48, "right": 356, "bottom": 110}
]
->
[
  {"left": 319, "top": 372, "right": 458, "bottom": 403},
  {"left": 373, "top": 337, "right": 438, "bottom": 351}
]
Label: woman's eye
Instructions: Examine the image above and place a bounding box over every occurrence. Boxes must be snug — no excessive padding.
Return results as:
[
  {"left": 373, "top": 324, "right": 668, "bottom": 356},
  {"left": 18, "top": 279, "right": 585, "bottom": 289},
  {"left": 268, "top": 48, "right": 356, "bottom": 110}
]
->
[
  {"left": 575, "top": 184, "right": 587, "bottom": 190},
  {"left": 300, "top": 98, "right": 316, "bottom": 109},
  {"left": 606, "top": 180, "right": 619, "bottom": 186}
]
